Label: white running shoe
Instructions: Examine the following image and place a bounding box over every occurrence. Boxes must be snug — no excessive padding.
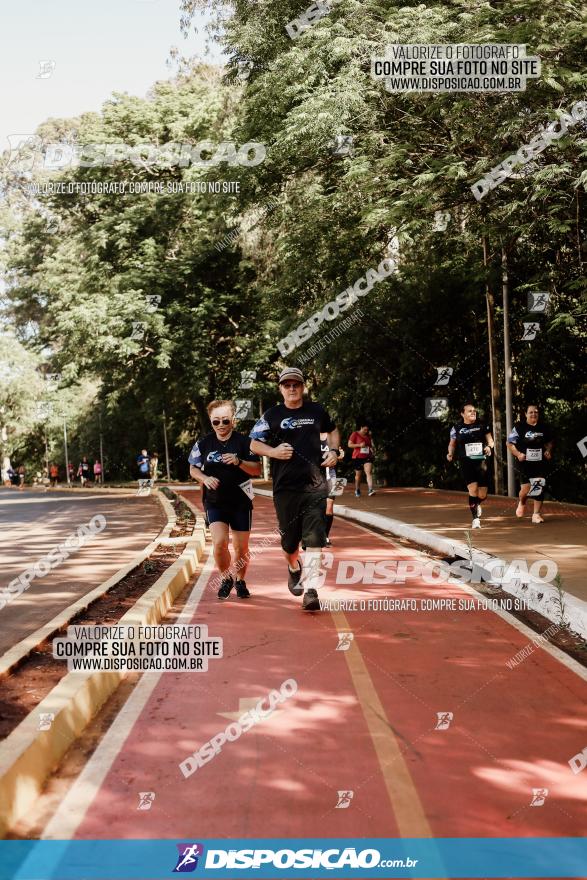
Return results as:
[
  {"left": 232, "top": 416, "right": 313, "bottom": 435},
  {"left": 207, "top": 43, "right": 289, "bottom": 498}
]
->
[
  {"left": 471, "top": 517, "right": 481, "bottom": 529},
  {"left": 531, "top": 513, "right": 544, "bottom": 524}
]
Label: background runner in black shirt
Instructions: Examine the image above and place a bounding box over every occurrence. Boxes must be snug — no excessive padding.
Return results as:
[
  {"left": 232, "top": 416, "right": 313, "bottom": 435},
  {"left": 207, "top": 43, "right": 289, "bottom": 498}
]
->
[
  {"left": 250, "top": 367, "right": 340, "bottom": 611},
  {"left": 189, "top": 399, "right": 260, "bottom": 599},
  {"left": 507, "top": 404, "right": 553, "bottom": 524},
  {"left": 447, "top": 402, "right": 494, "bottom": 528}
]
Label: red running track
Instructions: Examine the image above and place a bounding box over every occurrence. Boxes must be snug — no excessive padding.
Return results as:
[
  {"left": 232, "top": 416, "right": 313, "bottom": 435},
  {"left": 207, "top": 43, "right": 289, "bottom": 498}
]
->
[{"left": 52, "top": 494, "right": 586, "bottom": 841}]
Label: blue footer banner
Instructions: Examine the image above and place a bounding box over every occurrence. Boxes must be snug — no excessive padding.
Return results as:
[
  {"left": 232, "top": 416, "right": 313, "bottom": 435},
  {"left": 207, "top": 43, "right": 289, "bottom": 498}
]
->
[{"left": 0, "top": 838, "right": 585, "bottom": 879}]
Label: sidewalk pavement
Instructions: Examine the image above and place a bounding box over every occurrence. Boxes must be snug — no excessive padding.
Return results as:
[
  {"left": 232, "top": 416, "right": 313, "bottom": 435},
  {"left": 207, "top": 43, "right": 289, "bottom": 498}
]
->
[{"left": 335, "top": 487, "right": 586, "bottom": 603}]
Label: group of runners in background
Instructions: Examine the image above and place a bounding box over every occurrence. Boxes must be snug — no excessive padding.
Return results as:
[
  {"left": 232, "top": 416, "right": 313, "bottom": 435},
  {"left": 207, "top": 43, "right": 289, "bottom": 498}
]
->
[
  {"left": 448, "top": 401, "right": 553, "bottom": 528},
  {"left": 188, "top": 368, "right": 555, "bottom": 611}
]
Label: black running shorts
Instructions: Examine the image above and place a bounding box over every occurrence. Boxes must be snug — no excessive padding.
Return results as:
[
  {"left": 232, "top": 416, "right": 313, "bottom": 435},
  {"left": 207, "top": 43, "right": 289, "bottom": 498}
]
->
[
  {"left": 515, "top": 460, "right": 548, "bottom": 485},
  {"left": 458, "top": 457, "right": 489, "bottom": 488},
  {"left": 353, "top": 456, "right": 374, "bottom": 470},
  {"left": 205, "top": 504, "right": 252, "bottom": 531},
  {"left": 273, "top": 490, "right": 327, "bottom": 553}
]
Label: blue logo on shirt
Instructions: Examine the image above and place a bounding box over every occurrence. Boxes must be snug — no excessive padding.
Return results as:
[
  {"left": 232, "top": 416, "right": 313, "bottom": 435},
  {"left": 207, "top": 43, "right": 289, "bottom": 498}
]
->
[
  {"left": 207, "top": 451, "right": 224, "bottom": 463},
  {"left": 280, "top": 417, "right": 315, "bottom": 430}
]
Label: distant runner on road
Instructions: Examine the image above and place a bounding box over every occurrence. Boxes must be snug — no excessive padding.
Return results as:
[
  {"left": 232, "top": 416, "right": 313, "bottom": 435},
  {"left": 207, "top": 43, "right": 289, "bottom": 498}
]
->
[
  {"left": 250, "top": 367, "right": 340, "bottom": 612},
  {"left": 189, "top": 400, "right": 261, "bottom": 600},
  {"left": 447, "top": 402, "right": 494, "bottom": 528},
  {"left": 136, "top": 449, "right": 150, "bottom": 483},
  {"left": 77, "top": 457, "right": 91, "bottom": 486},
  {"left": 507, "top": 404, "right": 553, "bottom": 524},
  {"left": 49, "top": 462, "right": 59, "bottom": 487},
  {"left": 348, "top": 423, "right": 375, "bottom": 496}
]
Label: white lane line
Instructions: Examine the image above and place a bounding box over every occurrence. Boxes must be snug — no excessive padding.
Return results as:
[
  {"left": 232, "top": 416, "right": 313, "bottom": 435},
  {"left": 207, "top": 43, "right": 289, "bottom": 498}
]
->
[{"left": 41, "top": 550, "right": 213, "bottom": 840}]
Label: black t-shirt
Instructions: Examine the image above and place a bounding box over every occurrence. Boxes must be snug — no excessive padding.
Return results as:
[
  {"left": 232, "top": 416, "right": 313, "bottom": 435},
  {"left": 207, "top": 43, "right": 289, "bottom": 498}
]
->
[
  {"left": 450, "top": 419, "right": 491, "bottom": 459},
  {"left": 250, "top": 401, "right": 336, "bottom": 494},
  {"left": 508, "top": 421, "right": 552, "bottom": 460},
  {"left": 188, "top": 431, "right": 259, "bottom": 509}
]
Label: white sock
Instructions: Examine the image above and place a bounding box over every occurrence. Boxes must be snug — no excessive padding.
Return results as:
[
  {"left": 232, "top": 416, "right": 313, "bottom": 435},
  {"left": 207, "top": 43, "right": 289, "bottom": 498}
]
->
[{"left": 301, "top": 548, "right": 322, "bottom": 591}]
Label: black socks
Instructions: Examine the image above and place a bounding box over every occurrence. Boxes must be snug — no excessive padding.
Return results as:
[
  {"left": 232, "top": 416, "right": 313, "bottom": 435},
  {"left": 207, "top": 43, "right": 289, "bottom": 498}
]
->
[
  {"left": 326, "top": 513, "right": 334, "bottom": 536},
  {"left": 468, "top": 495, "right": 478, "bottom": 516}
]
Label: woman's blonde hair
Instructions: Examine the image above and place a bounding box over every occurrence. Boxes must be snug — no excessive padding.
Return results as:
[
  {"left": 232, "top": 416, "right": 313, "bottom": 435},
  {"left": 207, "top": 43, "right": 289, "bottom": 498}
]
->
[{"left": 207, "top": 399, "right": 236, "bottom": 417}]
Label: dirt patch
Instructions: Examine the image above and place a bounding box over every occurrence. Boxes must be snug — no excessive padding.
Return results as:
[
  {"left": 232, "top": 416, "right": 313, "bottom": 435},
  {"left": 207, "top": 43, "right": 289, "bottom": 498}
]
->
[
  {"left": 0, "top": 544, "right": 187, "bottom": 740},
  {"left": 162, "top": 489, "right": 197, "bottom": 538}
]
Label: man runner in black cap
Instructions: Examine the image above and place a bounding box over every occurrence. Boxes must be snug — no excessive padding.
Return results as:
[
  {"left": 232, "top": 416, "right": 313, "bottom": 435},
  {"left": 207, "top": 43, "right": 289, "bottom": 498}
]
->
[{"left": 250, "top": 367, "right": 340, "bottom": 611}]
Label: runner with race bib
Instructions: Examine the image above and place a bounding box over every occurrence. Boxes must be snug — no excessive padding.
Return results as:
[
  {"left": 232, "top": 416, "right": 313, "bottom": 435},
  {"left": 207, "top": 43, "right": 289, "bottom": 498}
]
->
[
  {"left": 447, "top": 402, "right": 494, "bottom": 528},
  {"left": 507, "top": 404, "right": 553, "bottom": 524},
  {"left": 188, "top": 399, "right": 261, "bottom": 600},
  {"left": 348, "top": 423, "right": 375, "bottom": 497},
  {"left": 249, "top": 367, "right": 340, "bottom": 612}
]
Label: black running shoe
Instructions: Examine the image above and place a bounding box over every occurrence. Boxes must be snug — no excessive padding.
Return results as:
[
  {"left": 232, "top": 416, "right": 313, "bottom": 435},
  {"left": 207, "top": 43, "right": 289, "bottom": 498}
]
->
[
  {"left": 287, "top": 560, "right": 303, "bottom": 596},
  {"left": 302, "top": 588, "right": 320, "bottom": 611},
  {"left": 217, "top": 576, "right": 234, "bottom": 600},
  {"left": 235, "top": 579, "right": 250, "bottom": 599}
]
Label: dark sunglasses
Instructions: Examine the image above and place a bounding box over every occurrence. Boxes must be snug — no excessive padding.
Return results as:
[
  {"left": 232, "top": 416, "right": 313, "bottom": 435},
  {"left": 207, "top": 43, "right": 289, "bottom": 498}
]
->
[
  {"left": 211, "top": 418, "right": 232, "bottom": 426},
  {"left": 281, "top": 381, "right": 302, "bottom": 389}
]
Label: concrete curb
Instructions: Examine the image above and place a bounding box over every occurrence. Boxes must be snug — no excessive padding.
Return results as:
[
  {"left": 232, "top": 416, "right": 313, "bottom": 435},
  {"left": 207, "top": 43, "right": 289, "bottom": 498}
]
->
[
  {"left": 333, "top": 504, "right": 587, "bottom": 641},
  {"left": 254, "top": 488, "right": 587, "bottom": 640},
  {"left": 0, "top": 494, "right": 207, "bottom": 837}
]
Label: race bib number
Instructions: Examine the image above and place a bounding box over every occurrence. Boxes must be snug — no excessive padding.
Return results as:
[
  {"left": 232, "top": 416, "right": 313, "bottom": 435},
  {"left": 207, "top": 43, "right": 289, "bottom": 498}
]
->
[
  {"left": 329, "top": 477, "right": 347, "bottom": 497},
  {"left": 465, "top": 442, "right": 484, "bottom": 459},
  {"left": 528, "top": 477, "right": 545, "bottom": 498},
  {"left": 360, "top": 446, "right": 370, "bottom": 454},
  {"left": 526, "top": 448, "right": 542, "bottom": 461},
  {"left": 239, "top": 479, "right": 254, "bottom": 501}
]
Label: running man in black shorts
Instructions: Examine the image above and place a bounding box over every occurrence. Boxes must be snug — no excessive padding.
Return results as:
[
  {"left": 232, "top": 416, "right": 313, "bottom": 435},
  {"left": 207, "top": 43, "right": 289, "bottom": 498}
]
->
[
  {"left": 447, "top": 402, "right": 494, "bottom": 528},
  {"left": 250, "top": 367, "right": 340, "bottom": 611},
  {"left": 189, "top": 399, "right": 261, "bottom": 600},
  {"left": 507, "top": 404, "right": 553, "bottom": 524}
]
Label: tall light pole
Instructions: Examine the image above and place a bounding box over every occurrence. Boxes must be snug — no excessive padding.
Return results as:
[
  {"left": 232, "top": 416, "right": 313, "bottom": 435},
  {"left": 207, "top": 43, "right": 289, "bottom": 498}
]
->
[
  {"left": 482, "top": 235, "right": 504, "bottom": 494},
  {"left": 502, "top": 248, "right": 515, "bottom": 497},
  {"left": 62, "top": 415, "right": 71, "bottom": 486},
  {"left": 98, "top": 410, "right": 105, "bottom": 486},
  {"left": 162, "top": 409, "right": 171, "bottom": 481}
]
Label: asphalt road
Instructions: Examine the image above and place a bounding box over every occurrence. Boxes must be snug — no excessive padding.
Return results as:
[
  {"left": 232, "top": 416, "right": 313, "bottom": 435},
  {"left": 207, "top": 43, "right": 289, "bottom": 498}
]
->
[{"left": 0, "top": 488, "right": 166, "bottom": 656}]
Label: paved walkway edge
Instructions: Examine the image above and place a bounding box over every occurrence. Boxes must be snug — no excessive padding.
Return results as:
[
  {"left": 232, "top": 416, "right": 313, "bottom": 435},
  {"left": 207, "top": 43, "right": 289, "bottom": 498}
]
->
[
  {"left": 254, "top": 488, "right": 587, "bottom": 641},
  {"left": 0, "top": 499, "right": 206, "bottom": 838}
]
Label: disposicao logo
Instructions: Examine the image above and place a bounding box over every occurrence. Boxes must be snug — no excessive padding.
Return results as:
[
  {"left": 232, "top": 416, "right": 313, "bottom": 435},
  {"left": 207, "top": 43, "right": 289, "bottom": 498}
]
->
[
  {"left": 173, "top": 843, "right": 204, "bottom": 872},
  {"left": 206, "top": 451, "right": 224, "bottom": 463}
]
